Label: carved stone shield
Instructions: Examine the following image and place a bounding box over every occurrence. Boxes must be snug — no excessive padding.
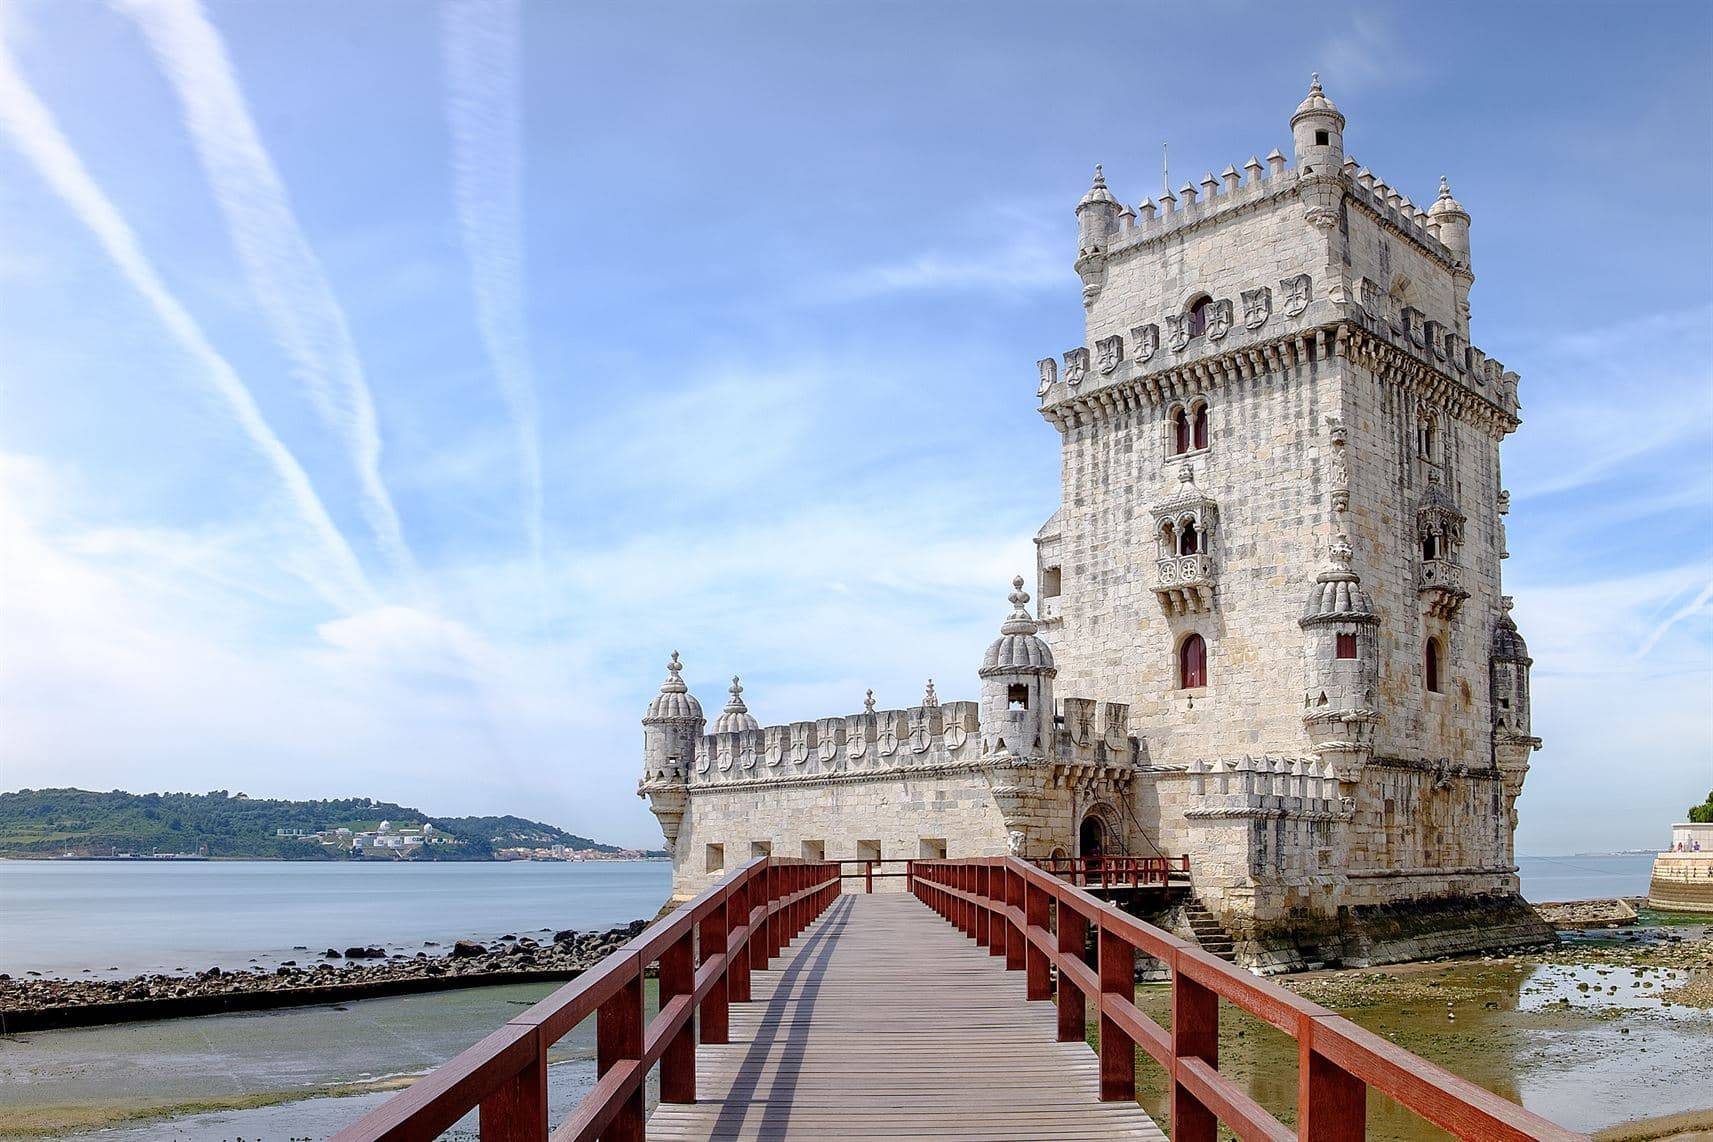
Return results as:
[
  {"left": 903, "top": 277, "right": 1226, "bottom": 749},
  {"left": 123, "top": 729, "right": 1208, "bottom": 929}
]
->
[
  {"left": 1131, "top": 323, "right": 1159, "bottom": 363},
  {"left": 1281, "top": 273, "right": 1312, "bottom": 317},
  {"left": 1095, "top": 334, "right": 1124, "bottom": 375},
  {"left": 1036, "top": 356, "right": 1057, "bottom": 395},
  {"left": 1165, "top": 314, "right": 1190, "bottom": 352},
  {"left": 1242, "top": 286, "right": 1272, "bottom": 330},
  {"left": 1063, "top": 347, "right": 1090, "bottom": 386},
  {"left": 1207, "top": 299, "right": 1234, "bottom": 341}
]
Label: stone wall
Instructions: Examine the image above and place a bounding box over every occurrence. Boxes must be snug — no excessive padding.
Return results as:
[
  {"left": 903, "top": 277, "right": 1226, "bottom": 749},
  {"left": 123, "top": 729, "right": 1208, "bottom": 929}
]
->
[{"left": 1649, "top": 854, "right": 1713, "bottom": 914}]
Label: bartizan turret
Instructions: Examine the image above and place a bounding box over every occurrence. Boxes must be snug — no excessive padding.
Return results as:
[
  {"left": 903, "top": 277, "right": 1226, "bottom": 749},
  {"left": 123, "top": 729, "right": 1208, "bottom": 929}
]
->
[
  {"left": 1299, "top": 537, "right": 1379, "bottom": 784},
  {"left": 1073, "top": 165, "right": 1120, "bottom": 307},
  {"left": 1490, "top": 597, "right": 1540, "bottom": 850},
  {"left": 980, "top": 577, "right": 1057, "bottom": 856},
  {"left": 639, "top": 651, "right": 703, "bottom": 856}
]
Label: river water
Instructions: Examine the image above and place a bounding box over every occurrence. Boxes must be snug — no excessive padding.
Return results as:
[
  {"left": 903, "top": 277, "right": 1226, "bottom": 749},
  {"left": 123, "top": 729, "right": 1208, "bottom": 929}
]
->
[
  {"left": 0, "top": 854, "right": 1652, "bottom": 977},
  {"left": 0, "top": 859, "right": 673, "bottom": 976}
]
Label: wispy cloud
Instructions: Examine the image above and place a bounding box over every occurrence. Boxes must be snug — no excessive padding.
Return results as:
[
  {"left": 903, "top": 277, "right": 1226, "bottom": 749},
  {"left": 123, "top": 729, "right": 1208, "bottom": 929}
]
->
[
  {"left": 116, "top": 0, "right": 416, "bottom": 579},
  {"left": 818, "top": 223, "right": 1063, "bottom": 302},
  {"left": 440, "top": 0, "right": 543, "bottom": 563},
  {"left": 0, "top": 27, "right": 375, "bottom": 614},
  {"left": 1316, "top": 11, "right": 1421, "bottom": 94}
]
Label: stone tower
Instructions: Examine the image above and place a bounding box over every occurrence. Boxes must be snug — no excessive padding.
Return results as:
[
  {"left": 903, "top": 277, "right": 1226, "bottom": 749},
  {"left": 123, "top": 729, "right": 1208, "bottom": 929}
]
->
[
  {"left": 639, "top": 652, "right": 703, "bottom": 857},
  {"left": 1033, "top": 75, "right": 1547, "bottom": 966}
]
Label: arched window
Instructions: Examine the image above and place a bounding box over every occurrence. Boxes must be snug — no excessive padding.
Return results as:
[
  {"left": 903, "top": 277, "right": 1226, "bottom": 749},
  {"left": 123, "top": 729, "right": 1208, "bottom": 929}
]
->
[
  {"left": 1188, "top": 296, "right": 1211, "bottom": 338},
  {"left": 1179, "top": 633, "right": 1207, "bottom": 689},
  {"left": 1425, "top": 638, "right": 1442, "bottom": 693},
  {"left": 1422, "top": 534, "right": 1438, "bottom": 562},
  {"left": 1172, "top": 407, "right": 1191, "bottom": 454},
  {"left": 1417, "top": 413, "right": 1437, "bottom": 462},
  {"left": 1179, "top": 520, "right": 1199, "bottom": 555},
  {"left": 1192, "top": 403, "right": 1209, "bottom": 450}
]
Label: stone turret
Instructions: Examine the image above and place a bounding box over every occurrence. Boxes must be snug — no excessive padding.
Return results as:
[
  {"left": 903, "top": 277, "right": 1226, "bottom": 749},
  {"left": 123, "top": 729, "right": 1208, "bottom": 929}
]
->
[
  {"left": 1428, "top": 175, "right": 1475, "bottom": 336},
  {"left": 1490, "top": 597, "right": 1540, "bottom": 800},
  {"left": 980, "top": 577, "right": 1057, "bottom": 857},
  {"left": 639, "top": 651, "right": 703, "bottom": 854},
  {"left": 1075, "top": 164, "right": 1120, "bottom": 256},
  {"left": 1291, "top": 72, "right": 1345, "bottom": 174},
  {"left": 1299, "top": 538, "right": 1379, "bottom": 784},
  {"left": 711, "top": 676, "right": 760, "bottom": 733}
]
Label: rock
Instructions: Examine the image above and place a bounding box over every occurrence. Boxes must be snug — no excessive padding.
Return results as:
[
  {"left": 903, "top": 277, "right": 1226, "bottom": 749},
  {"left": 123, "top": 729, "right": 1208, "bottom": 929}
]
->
[
  {"left": 500, "top": 934, "right": 516, "bottom": 942},
  {"left": 324, "top": 948, "right": 342, "bottom": 959},
  {"left": 553, "top": 929, "right": 577, "bottom": 943},
  {"left": 451, "top": 940, "right": 487, "bottom": 959}
]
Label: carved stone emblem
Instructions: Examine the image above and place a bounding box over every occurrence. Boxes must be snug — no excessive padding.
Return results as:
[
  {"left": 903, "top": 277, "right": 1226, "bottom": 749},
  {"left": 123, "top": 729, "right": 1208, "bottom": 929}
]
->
[
  {"left": 878, "top": 728, "right": 899, "bottom": 757},
  {"left": 818, "top": 734, "right": 838, "bottom": 763},
  {"left": 1358, "top": 277, "right": 1382, "bottom": 318},
  {"left": 1131, "top": 323, "right": 1158, "bottom": 363},
  {"left": 1063, "top": 348, "right": 1089, "bottom": 386},
  {"left": 1206, "top": 299, "right": 1234, "bottom": 341},
  {"left": 765, "top": 738, "right": 784, "bottom": 767},
  {"left": 1095, "top": 334, "right": 1124, "bottom": 375},
  {"left": 696, "top": 749, "right": 710, "bottom": 774},
  {"left": 944, "top": 720, "right": 967, "bottom": 751},
  {"left": 1007, "top": 830, "right": 1027, "bottom": 857},
  {"left": 1241, "top": 286, "right": 1272, "bottom": 330},
  {"left": 739, "top": 741, "right": 757, "bottom": 771},
  {"left": 1165, "top": 314, "right": 1190, "bottom": 352},
  {"left": 1036, "top": 357, "right": 1057, "bottom": 396},
  {"left": 790, "top": 726, "right": 810, "bottom": 765},
  {"left": 1281, "top": 273, "right": 1312, "bottom": 318}
]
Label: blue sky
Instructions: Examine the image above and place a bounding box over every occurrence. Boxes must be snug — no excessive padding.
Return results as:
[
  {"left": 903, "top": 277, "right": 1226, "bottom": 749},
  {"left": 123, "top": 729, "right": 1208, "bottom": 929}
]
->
[{"left": 0, "top": 0, "right": 1707, "bottom": 853}]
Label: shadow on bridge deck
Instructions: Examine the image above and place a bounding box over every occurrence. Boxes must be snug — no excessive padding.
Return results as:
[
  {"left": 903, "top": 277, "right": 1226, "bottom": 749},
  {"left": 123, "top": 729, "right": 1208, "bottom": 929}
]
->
[{"left": 647, "top": 893, "right": 1165, "bottom": 1141}]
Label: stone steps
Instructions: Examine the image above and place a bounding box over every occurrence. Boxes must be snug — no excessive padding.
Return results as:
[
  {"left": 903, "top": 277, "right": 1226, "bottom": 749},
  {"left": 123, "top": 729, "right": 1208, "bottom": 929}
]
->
[{"left": 1182, "top": 899, "right": 1238, "bottom": 962}]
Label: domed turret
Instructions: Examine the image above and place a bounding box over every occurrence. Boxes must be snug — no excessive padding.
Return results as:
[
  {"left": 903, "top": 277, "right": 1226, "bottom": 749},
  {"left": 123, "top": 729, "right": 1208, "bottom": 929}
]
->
[
  {"left": 639, "top": 651, "right": 704, "bottom": 856},
  {"left": 1298, "top": 539, "right": 1379, "bottom": 784},
  {"left": 711, "top": 675, "right": 760, "bottom": 734},
  {"left": 1428, "top": 175, "right": 1472, "bottom": 265},
  {"left": 980, "top": 577, "right": 1057, "bottom": 762},
  {"left": 1075, "top": 164, "right": 1121, "bottom": 256},
  {"left": 1291, "top": 73, "right": 1345, "bottom": 174}
]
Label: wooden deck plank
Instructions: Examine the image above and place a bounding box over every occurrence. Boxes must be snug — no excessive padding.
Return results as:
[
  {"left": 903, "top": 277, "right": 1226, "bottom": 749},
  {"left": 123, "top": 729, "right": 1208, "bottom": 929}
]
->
[{"left": 645, "top": 893, "right": 1165, "bottom": 1140}]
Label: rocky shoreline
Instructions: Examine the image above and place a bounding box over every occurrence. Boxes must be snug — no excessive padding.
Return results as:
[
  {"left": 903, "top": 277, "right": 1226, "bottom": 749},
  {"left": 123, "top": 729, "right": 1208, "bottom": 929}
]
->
[{"left": 0, "top": 919, "right": 650, "bottom": 1032}]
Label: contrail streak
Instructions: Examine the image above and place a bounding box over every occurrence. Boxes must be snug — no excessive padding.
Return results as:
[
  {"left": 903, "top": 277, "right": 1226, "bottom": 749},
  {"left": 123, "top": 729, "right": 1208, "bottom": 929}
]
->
[
  {"left": 117, "top": 0, "right": 416, "bottom": 579},
  {"left": 0, "top": 28, "right": 377, "bottom": 615},
  {"left": 441, "top": 0, "right": 544, "bottom": 563},
  {"left": 1635, "top": 577, "right": 1713, "bottom": 661}
]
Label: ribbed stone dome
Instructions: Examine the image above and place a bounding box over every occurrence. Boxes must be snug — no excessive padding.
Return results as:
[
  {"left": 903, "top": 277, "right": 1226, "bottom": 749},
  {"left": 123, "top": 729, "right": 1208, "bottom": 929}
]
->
[
  {"left": 980, "top": 577, "right": 1056, "bottom": 676},
  {"left": 1291, "top": 73, "right": 1344, "bottom": 127},
  {"left": 1491, "top": 598, "right": 1531, "bottom": 662},
  {"left": 711, "top": 676, "right": 760, "bottom": 734},
  {"left": 1300, "top": 540, "right": 1377, "bottom": 625},
  {"left": 1076, "top": 165, "right": 1118, "bottom": 211},
  {"left": 1428, "top": 175, "right": 1468, "bottom": 221},
  {"left": 643, "top": 651, "right": 704, "bottom": 723}
]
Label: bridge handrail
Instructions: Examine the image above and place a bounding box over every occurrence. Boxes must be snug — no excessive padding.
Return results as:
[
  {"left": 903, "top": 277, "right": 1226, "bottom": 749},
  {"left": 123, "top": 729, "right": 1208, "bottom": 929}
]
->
[
  {"left": 331, "top": 856, "right": 841, "bottom": 1142},
  {"left": 912, "top": 857, "right": 1586, "bottom": 1142},
  {"left": 1032, "top": 854, "right": 1190, "bottom": 889}
]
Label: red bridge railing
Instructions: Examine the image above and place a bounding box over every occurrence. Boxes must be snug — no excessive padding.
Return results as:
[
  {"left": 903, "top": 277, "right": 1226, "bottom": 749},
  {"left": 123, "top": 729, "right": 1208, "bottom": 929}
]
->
[
  {"left": 331, "top": 857, "right": 839, "bottom": 1142},
  {"left": 913, "top": 857, "right": 1586, "bottom": 1142},
  {"left": 1033, "top": 854, "right": 1189, "bottom": 889}
]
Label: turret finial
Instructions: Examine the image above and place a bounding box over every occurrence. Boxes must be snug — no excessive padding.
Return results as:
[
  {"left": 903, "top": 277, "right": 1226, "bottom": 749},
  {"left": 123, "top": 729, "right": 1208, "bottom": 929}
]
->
[
  {"left": 922, "top": 678, "right": 940, "bottom": 708},
  {"left": 1328, "top": 534, "right": 1353, "bottom": 568},
  {"left": 864, "top": 688, "right": 876, "bottom": 714},
  {"left": 660, "top": 651, "right": 688, "bottom": 693},
  {"left": 1092, "top": 163, "right": 1106, "bottom": 187},
  {"left": 729, "top": 675, "right": 743, "bottom": 700},
  {"left": 1310, "top": 71, "right": 1322, "bottom": 93},
  {"left": 1439, "top": 175, "right": 1452, "bottom": 199},
  {"left": 1008, "top": 575, "right": 1030, "bottom": 615}
]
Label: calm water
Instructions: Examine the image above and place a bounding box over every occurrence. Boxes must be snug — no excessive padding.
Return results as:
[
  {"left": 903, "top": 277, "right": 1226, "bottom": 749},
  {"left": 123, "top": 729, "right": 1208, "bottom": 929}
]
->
[
  {"left": 1515, "top": 852, "right": 1656, "bottom": 902},
  {"left": 0, "top": 859, "right": 672, "bottom": 976},
  {"left": 0, "top": 854, "right": 1648, "bottom": 977}
]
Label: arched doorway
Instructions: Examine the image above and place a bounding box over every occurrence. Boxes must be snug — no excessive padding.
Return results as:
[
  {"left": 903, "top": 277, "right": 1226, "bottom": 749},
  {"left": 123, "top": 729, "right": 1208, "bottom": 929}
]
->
[{"left": 1079, "top": 813, "right": 1106, "bottom": 860}]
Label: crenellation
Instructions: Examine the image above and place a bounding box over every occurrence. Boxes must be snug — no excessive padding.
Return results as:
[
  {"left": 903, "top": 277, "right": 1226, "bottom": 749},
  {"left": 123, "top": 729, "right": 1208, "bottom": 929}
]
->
[{"left": 639, "top": 76, "right": 1549, "bottom": 970}]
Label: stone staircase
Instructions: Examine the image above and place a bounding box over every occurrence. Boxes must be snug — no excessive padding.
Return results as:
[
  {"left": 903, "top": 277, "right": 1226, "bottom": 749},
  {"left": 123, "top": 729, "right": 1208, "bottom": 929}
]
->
[{"left": 1182, "top": 898, "right": 1238, "bottom": 963}]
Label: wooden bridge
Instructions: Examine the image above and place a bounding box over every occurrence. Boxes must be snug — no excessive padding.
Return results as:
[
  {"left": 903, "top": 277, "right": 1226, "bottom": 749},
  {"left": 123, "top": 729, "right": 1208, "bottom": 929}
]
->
[{"left": 333, "top": 857, "right": 1587, "bottom": 1142}]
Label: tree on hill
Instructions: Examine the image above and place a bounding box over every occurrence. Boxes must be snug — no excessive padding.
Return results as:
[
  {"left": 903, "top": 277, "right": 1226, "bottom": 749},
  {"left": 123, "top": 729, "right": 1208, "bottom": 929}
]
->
[{"left": 1690, "top": 792, "right": 1713, "bottom": 824}]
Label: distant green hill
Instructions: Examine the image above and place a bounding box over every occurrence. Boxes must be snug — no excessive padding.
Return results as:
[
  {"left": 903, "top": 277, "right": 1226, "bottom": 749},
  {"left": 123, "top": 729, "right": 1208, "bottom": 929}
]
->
[{"left": 0, "top": 788, "right": 653, "bottom": 860}]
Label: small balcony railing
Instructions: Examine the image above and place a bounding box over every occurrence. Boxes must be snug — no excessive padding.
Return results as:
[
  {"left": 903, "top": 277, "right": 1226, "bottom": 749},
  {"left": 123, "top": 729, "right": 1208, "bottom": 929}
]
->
[{"left": 1155, "top": 554, "right": 1215, "bottom": 614}]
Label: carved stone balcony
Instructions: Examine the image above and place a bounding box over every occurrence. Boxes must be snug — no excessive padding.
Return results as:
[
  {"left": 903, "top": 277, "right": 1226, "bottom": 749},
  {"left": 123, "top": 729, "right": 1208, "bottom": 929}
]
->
[
  {"left": 1155, "top": 554, "right": 1215, "bottom": 614},
  {"left": 1417, "top": 558, "right": 1468, "bottom": 618}
]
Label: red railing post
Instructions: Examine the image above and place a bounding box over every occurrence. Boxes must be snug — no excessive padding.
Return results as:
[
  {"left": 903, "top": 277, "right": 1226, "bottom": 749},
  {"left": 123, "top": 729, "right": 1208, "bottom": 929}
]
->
[
  {"left": 1025, "top": 879, "right": 1050, "bottom": 1000},
  {"left": 1098, "top": 922, "right": 1135, "bottom": 1102},
  {"left": 1005, "top": 866, "right": 1025, "bottom": 972},
  {"left": 905, "top": 859, "right": 914, "bottom": 894},
  {"left": 699, "top": 891, "right": 729, "bottom": 1045},
  {"left": 989, "top": 863, "right": 1006, "bottom": 959},
  {"left": 1299, "top": 1017, "right": 1367, "bottom": 1142},
  {"left": 596, "top": 963, "right": 645, "bottom": 1142},
  {"left": 729, "top": 873, "right": 752, "bottom": 1004},
  {"left": 1171, "top": 952, "right": 1219, "bottom": 1142},
  {"left": 477, "top": 1033, "right": 546, "bottom": 1140},
  {"left": 1056, "top": 902, "right": 1087, "bottom": 1043},
  {"left": 865, "top": 859, "right": 874, "bottom": 894},
  {"left": 660, "top": 926, "right": 696, "bottom": 1104},
  {"left": 975, "top": 863, "right": 992, "bottom": 949}
]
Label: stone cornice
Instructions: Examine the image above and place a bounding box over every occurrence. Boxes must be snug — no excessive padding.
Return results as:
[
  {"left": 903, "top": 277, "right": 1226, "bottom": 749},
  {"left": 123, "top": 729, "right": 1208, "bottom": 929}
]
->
[{"left": 1039, "top": 319, "right": 1520, "bottom": 440}]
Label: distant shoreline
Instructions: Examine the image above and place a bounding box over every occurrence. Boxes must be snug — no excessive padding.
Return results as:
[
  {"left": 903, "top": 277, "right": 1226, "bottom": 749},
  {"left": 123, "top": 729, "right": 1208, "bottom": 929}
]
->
[{"left": 0, "top": 853, "right": 671, "bottom": 863}]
